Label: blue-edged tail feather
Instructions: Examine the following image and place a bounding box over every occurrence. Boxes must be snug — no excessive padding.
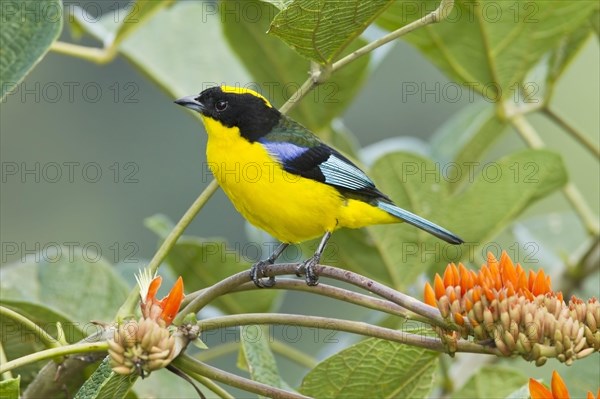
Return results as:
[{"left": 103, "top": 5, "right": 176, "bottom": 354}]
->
[{"left": 377, "top": 201, "right": 463, "bottom": 245}]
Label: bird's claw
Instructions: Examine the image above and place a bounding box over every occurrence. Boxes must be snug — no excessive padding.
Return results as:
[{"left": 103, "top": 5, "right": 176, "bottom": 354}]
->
[
  {"left": 249, "top": 261, "right": 276, "bottom": 288},
  {"left": 296, "top": 256, "right": 320, "bottom": 286}
]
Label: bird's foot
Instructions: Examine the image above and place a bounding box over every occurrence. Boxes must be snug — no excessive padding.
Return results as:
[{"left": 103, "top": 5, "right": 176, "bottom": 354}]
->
[
  {"left": 296, "top": 255, "right": 320, "bottom": 286},
  {"left": 249, "top": 260, "right": 276, "bottom": 288}
]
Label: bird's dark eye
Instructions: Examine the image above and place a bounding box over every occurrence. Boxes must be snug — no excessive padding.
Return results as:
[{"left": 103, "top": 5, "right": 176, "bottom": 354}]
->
[{"left": 215, "top": 100, "right": 228, "bottom": 112}]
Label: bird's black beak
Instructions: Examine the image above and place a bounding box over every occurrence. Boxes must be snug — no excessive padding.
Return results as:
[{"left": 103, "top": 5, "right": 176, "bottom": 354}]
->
[{"left": 174, "top": 95, "right": 205, "bottom": 113}]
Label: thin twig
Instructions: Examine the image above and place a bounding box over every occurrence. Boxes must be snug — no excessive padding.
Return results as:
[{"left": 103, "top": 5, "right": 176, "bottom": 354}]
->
[
  {"left": 176, "top": 355, "right": 311, "bottom": 399},
  {"left": 0, "top": 342, "right": 13, "bottom": 380},
  {"left": 115, "top": 179, "right": 219, "bottom": 319},
  {"left": 543, "top": 107, "right": 600, "bottom": 159},
  {"left": 510, "top": 114, "right": 600, "bottom": 236},
  {"left": 193, "top": 373, "right": 235, "bottom": 399},
  {"left": 0, "top": 342, "right": 108, "bottom": 375},
  {"left": 332, "top": 0, "right": 454, "bottom": 73},
  {"left": 50, "top": 41, "right": 116, "bottom": 64},
  {"left": 187, "top": 277, "right": 427, "bottom": 322},
  {"left": 199, "top": 313, "right": 497, "bottom": 355},
  {"left": 176, "top": 265, "right": 455, "bottom": 330},
  {"left": 0, "top": 306, "right": 61, "bottom": 350}
]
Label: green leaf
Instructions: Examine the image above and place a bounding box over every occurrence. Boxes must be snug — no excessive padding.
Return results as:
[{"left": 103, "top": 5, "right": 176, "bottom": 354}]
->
[
  {"left": 430, "top": 101, "right": 508, "bottom": 189},
  {"left": 0, "top": 376, "right": 20, "bottom": 399},
  {"left": 376, "top": 0, "right": 440, "bottom": 31},
  {"left": 269, "top": 0, "right": 393, "bottom": 63},
  {"left": 300, "top": 338, "right": 438, "bottom": 398},
  {"left": 74, "top": 358, "right": 136, "bottom": 399},
  {"left": 0, "top": 0, "right": 63, "bottom": 100},
  {"left": 112, "top": 0, "right": 175, "bottom": 48},
  {"left": 73, "top": 1, "right": 249, "bottom": 97},
  {"left": 505, "top": 383, "right": 531, "bottom": 399},
  {"left": 146, "top": 215, "right": 278, "bottom": 314},
  {"left": 1, "top": 300, "right": 86, "bottom": 343},
  {"left": 260, "top": 0, "right": 293, "bottom": 10},
  {"left": 0, "top": 250, "right": 129, "bottom": 324},
  {"left": 239, "top": 325, "right": 290, "bottom": 395},
  {"left": 361, "top": 149, "right": 567, "bottom": 287},
  {"left": 451, "top": 366, "right": 528, "bottom": 399},
  {"left": 222, "top": 0, "right": 370, "bottom": 130},
  {"left": 513, "top": 213, "right": 586, "bottom": 271},
  {"left": 389, "top": 0, "right": 598, "bottom": 111},
  {"left": 133, "top": 368, "right": 202, "bottom": 399}
]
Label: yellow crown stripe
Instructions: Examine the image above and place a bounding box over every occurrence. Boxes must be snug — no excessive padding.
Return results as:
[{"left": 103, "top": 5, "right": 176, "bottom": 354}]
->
[{"left": 220, "top": 85, "right": 273, "bottom": 108}]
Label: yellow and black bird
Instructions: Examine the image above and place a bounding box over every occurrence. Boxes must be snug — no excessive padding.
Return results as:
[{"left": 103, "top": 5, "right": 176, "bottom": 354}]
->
[{"left": 175, "top": 86, "right": 463, "bottom": 287}]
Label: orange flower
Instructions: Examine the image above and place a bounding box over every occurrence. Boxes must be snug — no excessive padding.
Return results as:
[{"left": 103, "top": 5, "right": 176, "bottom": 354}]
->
[
  {"left": 529, "top": 370, "right": 599, "bottom": 399},
  {"left": 424, "top": 251, "right": 599, "bottom": 364},
  {"left": 136, "top": 269, "right": 184, "bottom": 326}
]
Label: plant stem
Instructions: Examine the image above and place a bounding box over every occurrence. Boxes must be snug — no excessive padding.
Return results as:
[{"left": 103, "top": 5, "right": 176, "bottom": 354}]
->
[
  {"left": 50, "top": 41, "right": 116, "bottom": 64},
  {"left": 0, "top": 342, "right": 108, "bottom": 375},
  {"left": 188, "top": 277, "right": 427, "bottom": 323},
  {"left": 543, "top": 107, "right": 600, "bottom": 159},
  {"left": 115, "top": 178, "right": 220, "bottom": 320},
  {"left": 270, "top": 340, "right": 319, "bottom": 369},
  {"left": 176, "top": 355, "right": 311, "bottom": 399},
  {"left": 510, "top": 114, "right": 600, "bottom": 236},
  {"left": 0, "top": 343, "right": 13, "bottom": 380},
  {"left": 176, "top": 265, "right": 454, "bottom": 330},
  {"left": 195, "top": 342, "right": 240, "bottom": 363},
  {"left": 332, "top": 0, "right": 454, "bottom": 73},
  {"left": 279, "top": 75, "right": 319, "bottom": 115},
  {"left": 0, "top": 306, "right": 61, "bottom": 350},
  {"left": 562, "top": 238, "right": 600, "bottom": 295},
  {"left": 199, "top": 313, "right": 497, "bottom": 355},
  {"left": 193, "top": 373, "right": 235, "bottom": 399}
]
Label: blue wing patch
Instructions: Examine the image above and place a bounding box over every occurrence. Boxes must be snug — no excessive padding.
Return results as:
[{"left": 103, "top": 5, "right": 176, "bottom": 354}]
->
[{"left": 260, "top": 140, "right": 310, "bottom": 162}]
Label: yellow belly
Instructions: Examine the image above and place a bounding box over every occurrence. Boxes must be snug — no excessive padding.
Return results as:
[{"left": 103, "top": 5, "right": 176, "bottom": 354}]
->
[{"left": 202, "top": 117, "right": 397, "bottom": 243}]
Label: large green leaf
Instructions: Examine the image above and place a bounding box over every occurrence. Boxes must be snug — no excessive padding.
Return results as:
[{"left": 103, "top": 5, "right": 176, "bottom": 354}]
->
[
  {"left": 0, "top": 376, "right": 20, "bottom": 399},
  {"left": 72, "top": 1, "right": 249, "bottom": 97},
  {"left": 376, "top": 0, "right": 440, "bottom": 31},
  {"left": 380, "top": 0, "right": 598, "bottom": 112},
  {"left": 1, "top": 300, "right": 86, "bottom": 343},
  {"left": 505, "top": 383, "right": 531, "bottom": 399},
  {"left": 430, "top": 101, "right": 508, "bottom": 189},
  {"left": 358, "top": 149, "right": 567, "bottom": 288},
  {"left": 146, "top": 215, "right": 278, "bottom": 314},
  {"left": 0, "top": 250, "right": 129, "bottom": 324},
  {"left": 451, "top": 366, "right": 528, "bottom": 399},
  {"left": 238, "top": 325, "right": 290, "bottom": 395},
  {"left": 268, "top": 0, "right": 394, "bottom": 63},
  {"left": 222, "top": 0, "right": 370, "bottom": 130},
  {"left": 133, "top": 368, "right": 201, "bottom": 399},
  {"left": 0, "top": 0, "right": 63, "bottom": 100},
  {"left": 74, "top": 358, "right": 136, "bottom": 399},
  {"left": 300, "top": 338, "right": 438, "bottom": 398},
  {"left": 111, "top": 0, "right": 175, "bottom": 48}
]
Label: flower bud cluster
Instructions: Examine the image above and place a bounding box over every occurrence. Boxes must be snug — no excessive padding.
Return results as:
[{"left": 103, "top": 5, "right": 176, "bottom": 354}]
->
[
  {"left": 424, "top": 251, "right": 599, "bottom": 364},
  {"left": 108, "top": 318, "right": 178, "bottom": 376}
]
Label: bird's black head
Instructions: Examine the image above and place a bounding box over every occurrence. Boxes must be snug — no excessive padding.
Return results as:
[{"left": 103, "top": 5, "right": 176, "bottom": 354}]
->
[{"left": 175, "top": 86, "right": 281, "bottom": 142}]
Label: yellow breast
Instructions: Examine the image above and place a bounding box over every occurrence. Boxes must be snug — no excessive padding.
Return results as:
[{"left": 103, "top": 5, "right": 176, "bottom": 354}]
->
[{"left": 201, "top": 117, "right": 397, "bottom": 243}]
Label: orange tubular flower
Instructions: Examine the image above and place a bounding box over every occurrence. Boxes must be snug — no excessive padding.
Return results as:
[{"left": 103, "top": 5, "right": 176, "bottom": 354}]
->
[
  {"left": 109, "top": 270, "right": 186, "bottom": 376},
  {"left": 424, "top": 251, "right": 600, "bottom": 365},
  {"left": 529, "top": 370, "right": 599, "bottom": 399},
  {"left": 137, "top": 270, "right": 185, "bottom": 327}
]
